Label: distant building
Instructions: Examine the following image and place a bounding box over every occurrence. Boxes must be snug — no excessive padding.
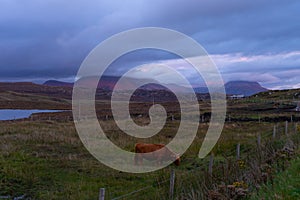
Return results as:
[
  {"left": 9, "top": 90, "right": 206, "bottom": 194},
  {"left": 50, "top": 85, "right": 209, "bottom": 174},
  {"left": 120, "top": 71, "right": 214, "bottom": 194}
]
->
[{"left": 229, "top": 94, "right": 245, "bottom": 99}]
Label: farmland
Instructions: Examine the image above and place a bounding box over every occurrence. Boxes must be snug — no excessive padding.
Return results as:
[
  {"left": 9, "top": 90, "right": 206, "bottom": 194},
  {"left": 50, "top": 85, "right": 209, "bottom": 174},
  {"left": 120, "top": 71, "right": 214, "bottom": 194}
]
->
[{"left": 0, "top": 88, "right": 300, "bottom": 199}]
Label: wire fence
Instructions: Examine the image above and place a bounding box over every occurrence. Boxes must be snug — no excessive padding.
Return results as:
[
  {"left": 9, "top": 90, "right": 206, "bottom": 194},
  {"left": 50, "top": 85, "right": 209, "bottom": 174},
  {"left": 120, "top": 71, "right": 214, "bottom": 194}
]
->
[
  {"left": 110, "top": 178, "right": 170, "bottom": 200},
  {"left": 1, "top": 121, "right": 297, "bottom": 200},
  {"left": 97, "top": 121, "right": 299, "bottom": 200},
  {"left": 0, "top": 195, "right": 26, "bottom": 200}
]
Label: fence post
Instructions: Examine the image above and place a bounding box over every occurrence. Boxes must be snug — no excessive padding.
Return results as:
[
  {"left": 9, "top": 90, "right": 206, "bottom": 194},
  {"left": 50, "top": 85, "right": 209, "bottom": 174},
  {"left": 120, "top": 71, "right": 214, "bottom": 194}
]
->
[
  {"left": 169, "top": 169, "right": 175, "bottom": 200},
  {"left": 285, "top": 121, "right": 288, "bottom": 135},
  {"left": 236, "top": 143, "right": 240, "bottom": 160},
  {"left": 99, "top": 188, "right": 105, "bottom": 200},
  {"left": 273, "top": 125, "right": 276, "bottom": 139},
  {"left": 257, "top": 134, "right": 261, "bottom": 147},
  {"left": 257, "top": 133, "right": 262, "bottom": 161},
  {"left": 208, "top": 153, "right": 214, "bottom": 176}
]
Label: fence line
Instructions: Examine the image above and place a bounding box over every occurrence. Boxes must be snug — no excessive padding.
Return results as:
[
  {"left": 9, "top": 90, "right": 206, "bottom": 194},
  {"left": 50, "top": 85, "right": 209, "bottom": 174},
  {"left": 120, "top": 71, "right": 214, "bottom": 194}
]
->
[
  {"left": 98, "top": 121, "right": 298, "bottom": 199},
  {"left": 273, "top": 125, "right": 276, "bottom": 139},
  {"left": 0, "top": 195, "right": 26, "bottom": 200},
  {"left": 236, "top": 143, "right": 241, "bottom": 160},
  {"left": 99, "top": 188, "right": 105, "bottom": 200},
  {"left": 169, "top": 170, "right": 175, "bottom": 200},
  {"left": 111, "top": 185, "right": 153, "bottom": 200},
  {"left": 110, "top": 178, "right": 170, "bottom": 200}
]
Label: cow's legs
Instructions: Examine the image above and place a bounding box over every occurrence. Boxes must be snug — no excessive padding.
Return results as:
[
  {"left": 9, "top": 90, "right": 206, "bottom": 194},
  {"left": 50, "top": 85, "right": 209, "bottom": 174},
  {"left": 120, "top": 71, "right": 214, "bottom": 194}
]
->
[
  {"left": 134, "top": 154, "right": 139, "bottom": 165},
  {"left": 134, "top": 154, "right": 143, "bottom": 165}
]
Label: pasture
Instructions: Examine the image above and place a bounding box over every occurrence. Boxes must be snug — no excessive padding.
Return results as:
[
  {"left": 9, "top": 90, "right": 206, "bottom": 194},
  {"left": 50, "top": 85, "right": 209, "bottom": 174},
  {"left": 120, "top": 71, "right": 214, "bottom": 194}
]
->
[{"left": 0, "top": 93, "right": 300, "bottom": 199}]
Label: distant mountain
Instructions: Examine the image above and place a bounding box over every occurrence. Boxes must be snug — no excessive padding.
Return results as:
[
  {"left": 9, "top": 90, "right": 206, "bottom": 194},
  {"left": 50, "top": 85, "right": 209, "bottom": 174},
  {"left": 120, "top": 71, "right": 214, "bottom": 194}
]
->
[
  {"left": 43, "top": 80, "right": 73, "bottom": 87},
  {"left": 72, "top": 76, "right": 161, "bottom": 91},
  {"left": 193, "top": 87, "right": 209, "bottom": 94},
  {"left": 225, "top": 81, "right": 268, "bottom": 96},
  {"left": 0, "top": 80, "right": 270, "bottom": 109},
  {"left": 44, "top": 76, "right": 189, "bottom": 93},
  {"left": 42, "top": 78, "right": 268, "bottom": 97}
]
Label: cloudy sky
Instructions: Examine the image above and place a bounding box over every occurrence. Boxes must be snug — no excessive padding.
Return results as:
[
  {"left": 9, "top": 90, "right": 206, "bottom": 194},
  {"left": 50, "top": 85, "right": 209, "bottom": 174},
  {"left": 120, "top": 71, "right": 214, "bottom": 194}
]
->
[{"left": 1, "top": 0, "right": 300, "bottom": 89}]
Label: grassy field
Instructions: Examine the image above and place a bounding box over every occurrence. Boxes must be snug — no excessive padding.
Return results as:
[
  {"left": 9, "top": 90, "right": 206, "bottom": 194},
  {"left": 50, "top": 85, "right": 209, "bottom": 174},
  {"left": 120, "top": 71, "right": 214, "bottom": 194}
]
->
[
  {"left": 250, "top": 154, "right": 300, "bottom": 200},
  {"left": 0, "top": 90, "right": 300, "bottom": 199},
  {"left": 0, "top": 119, "right": 299, "bottom": 199}
]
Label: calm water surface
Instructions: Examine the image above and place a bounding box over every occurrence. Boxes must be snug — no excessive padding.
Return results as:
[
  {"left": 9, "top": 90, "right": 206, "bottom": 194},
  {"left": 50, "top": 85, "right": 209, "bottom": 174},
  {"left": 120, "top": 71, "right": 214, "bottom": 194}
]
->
[{"left": 0, "top": 109, "right": 63, "bottom": 120}]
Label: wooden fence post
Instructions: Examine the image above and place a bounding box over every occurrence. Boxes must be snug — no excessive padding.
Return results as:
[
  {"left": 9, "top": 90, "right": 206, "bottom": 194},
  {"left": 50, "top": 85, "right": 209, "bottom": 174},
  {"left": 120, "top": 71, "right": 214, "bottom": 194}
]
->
[
  {"left": 236, "top": 143, "right": 240, "bottom": 160},
  {"left": 285, "top": 121, "right": 288, "bottom": 135},
  {"left": 257, "top": 133, "right": 262, "bottom": 161},
  {"left": 257, "top": 134, "right": 261, "bottom": 147},
  {"left": 99, "top": 188, "right": 105, "bottom": 200},
  {"left": 208, "top": 153, "right": 214, "bottom": 176},
  {"left": 169, "top": 169, "right": 175, "bottom": 200},
  {"left": 273, "top": 125, "right": 276, "bottom": 139}
]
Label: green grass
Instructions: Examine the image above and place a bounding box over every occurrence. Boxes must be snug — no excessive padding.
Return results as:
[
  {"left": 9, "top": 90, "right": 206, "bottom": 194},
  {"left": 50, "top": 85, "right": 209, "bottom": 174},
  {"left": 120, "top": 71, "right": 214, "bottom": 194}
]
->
[
  {"left": 0, "top": 108, "right": 299, "bottom": 199},
  {"left": 2, "top": 83, "right": 300, "bottom": 199},
  {"left": 250, "top": 155, "right": 300, "bottom": 200},
  {"left": 0, "top": 121, "right": 173, "bottom": 199}
]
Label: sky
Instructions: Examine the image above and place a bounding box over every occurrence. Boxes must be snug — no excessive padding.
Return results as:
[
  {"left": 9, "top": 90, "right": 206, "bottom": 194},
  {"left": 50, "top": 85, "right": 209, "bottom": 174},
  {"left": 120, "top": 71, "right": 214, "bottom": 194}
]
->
[{"left": 0, "top": 0, "right": 300, "bottom": 89}]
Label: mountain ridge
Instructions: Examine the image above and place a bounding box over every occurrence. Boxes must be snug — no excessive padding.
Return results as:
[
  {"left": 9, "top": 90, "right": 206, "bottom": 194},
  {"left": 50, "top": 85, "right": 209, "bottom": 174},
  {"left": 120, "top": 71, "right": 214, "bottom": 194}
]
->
[
  {"left": 43, "top": 77, "right": 268, "bottom": 96},
  {"left": 0, "top": 78, "right": 269, "bottom": 98},
  {"left": 225, "top": 80, "right": 268, "bottom": 96}
]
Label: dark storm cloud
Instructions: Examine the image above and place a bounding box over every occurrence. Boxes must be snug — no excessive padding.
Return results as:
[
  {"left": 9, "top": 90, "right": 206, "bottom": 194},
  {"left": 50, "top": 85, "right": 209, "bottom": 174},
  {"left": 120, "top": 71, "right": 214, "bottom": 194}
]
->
[{"left": 0, "top": 0, "right": 299, "bottom": 88}]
